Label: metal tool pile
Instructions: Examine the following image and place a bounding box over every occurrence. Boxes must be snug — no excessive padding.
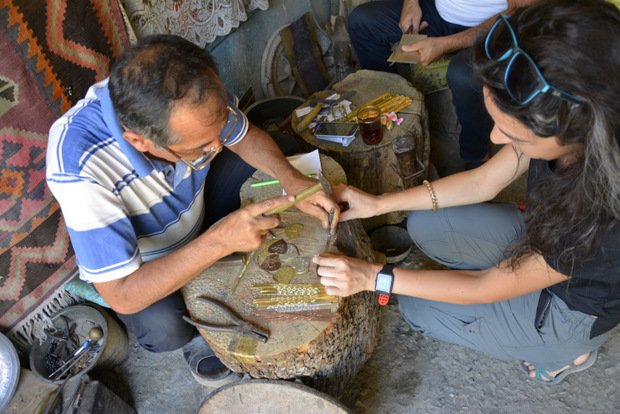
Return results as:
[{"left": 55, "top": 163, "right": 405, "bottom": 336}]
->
[{"left": 42, "top": 316, "right": 103, "bottom": 381}]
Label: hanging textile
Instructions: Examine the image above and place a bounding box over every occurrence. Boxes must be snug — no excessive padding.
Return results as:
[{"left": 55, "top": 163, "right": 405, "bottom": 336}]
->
[{"left": 121, "top": 0, "right": 269, "bottom": 47}]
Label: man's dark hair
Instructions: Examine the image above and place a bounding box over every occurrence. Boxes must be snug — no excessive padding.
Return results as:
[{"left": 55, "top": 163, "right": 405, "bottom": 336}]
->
[{"left": 109, "top": 34, "right": 225, "bottom": 147}]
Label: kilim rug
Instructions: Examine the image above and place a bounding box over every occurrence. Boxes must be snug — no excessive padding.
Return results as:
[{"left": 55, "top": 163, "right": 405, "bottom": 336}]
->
[{"left": 0, "top": 0, "right": 130, "bottom": 351}]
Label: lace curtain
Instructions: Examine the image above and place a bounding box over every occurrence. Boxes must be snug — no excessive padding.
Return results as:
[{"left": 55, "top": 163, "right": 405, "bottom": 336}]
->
[{"left": 121, "top": 0, "right": 270, "bottom": 47}]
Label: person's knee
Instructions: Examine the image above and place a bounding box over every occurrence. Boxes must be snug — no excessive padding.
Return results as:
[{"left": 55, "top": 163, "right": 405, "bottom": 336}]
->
[
  {"left": 348, "top": 3, "right": 372, "bottom": 33},
  {"left": 446, "top": 49, "right": 475, "bottom": 94},
  {"left": 406, "top": 209, "right": 440, "bottom": 246},
  {"left": 116, "top": 293, "right": 195, "bottom": 353},
  {"left": 132, "top": 313, "right": 194, "bottom": 353},
  {"left": 397, "top": 295, "right": 432, "bottom": 334}
]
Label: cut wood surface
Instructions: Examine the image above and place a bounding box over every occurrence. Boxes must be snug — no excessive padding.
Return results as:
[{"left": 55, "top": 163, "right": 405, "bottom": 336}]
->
[
  {"left": 199, "top": 379, "right": 351, "bottom": 413},
  {"left": 182, "top": 155, "right": 379, "bottom": 396}
]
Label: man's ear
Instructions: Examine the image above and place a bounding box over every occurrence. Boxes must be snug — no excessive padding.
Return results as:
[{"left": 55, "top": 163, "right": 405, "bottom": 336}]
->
[{"left": 123, "top": 130, "right": 155, "bottom": 153}]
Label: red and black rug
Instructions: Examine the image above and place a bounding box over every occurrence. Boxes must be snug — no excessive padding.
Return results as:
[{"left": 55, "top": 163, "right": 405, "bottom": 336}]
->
[{"left": 0, "top": 0, "right": 130, "bottom": 350}]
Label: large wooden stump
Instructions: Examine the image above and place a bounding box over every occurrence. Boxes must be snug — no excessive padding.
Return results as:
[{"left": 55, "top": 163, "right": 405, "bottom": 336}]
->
[
  {"left": 199, "top": 379, "right": 351, "bottom": 413},
  {"left": 293, "top": 70, "right": 430, "bottom": 230},
  {"left": 182, "top": 155, "right": 379, "bottom": 397}
]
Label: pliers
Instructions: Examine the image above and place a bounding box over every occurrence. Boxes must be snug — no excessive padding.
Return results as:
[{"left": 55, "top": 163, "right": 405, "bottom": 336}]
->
[{"left": 183, "top": 296, "right": 269, "bottom": 343}]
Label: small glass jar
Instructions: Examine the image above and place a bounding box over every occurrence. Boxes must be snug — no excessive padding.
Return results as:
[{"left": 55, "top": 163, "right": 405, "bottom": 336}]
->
[{"left": 357, "top": 106, "right": 383, "bottom": 145}]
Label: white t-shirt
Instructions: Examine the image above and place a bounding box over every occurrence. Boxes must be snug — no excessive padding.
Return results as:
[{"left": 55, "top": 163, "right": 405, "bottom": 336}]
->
[{"left": 436, "top": 0, "right": 508, "bottom": 27}]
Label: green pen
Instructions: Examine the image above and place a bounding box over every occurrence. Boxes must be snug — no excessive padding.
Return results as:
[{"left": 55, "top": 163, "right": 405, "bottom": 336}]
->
[{"left": 251, "top": 173, "right": 317, "bottom": 187}]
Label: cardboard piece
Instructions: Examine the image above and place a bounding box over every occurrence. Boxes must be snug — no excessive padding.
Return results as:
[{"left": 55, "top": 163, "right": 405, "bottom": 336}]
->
[{"left": 387, "top": 34, "right": 428, "bottom": 64}]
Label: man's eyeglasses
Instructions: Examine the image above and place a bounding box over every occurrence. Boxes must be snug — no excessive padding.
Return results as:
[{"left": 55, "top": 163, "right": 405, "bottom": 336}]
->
[
  {"left": 485, "top": 15, "right": 583, "bottom": 105},
  {"left": 164, "top": 105, "right": 238, "bottom": 171}
]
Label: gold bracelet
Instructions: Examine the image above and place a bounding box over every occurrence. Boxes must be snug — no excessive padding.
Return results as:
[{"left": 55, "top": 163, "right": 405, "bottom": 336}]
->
[{"left": 422, "top": 179, "right": 439, "bottom": 212}]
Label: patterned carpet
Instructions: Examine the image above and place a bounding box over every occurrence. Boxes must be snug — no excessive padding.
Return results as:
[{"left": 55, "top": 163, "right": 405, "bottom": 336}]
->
[{"left": 0, "top": 0, "right": 129, "bottom": 350}]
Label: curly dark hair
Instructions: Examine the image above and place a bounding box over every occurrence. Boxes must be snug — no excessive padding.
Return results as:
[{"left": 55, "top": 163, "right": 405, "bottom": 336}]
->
[
  {"left": 108, "top": 34, "right": 226, "bottom": 147},
  {"left": 473, "top": 0, "right": 620, "bottom": 274}
]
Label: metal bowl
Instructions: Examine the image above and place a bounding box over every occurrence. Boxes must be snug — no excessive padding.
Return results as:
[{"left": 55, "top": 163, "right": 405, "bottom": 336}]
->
[
  {"left": 370, "top": 225, "right": 413, "bottom": 263},
  {"left": 29, "top": 305, "right": 108, "bottom": 384},
  {"left": 0, "top": 332, "right": 20, "bottom": 412}
]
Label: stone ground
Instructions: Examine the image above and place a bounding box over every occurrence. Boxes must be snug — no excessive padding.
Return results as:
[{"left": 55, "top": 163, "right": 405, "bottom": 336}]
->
[{"left": 92, "top": 90, "right": 620, "bottom": 413}]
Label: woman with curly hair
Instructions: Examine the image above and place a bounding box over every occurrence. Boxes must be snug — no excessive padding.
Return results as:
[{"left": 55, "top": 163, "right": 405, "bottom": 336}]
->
[{"left": 315, "top": 0, "right": 620, "bottom": 384}]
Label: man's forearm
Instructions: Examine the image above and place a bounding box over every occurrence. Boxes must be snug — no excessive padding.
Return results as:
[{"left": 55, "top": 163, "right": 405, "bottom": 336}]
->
[
  {"left": 228, "top": 125, "right": 308, "bottom": 191},
  {"left": 94, "top": 230, "right": 230, "bottom": 314}
]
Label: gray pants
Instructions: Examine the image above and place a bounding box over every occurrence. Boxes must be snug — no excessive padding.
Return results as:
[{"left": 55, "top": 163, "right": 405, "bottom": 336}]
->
[{"left": 402, "top": 203, "right": 610, "bottom": 370}]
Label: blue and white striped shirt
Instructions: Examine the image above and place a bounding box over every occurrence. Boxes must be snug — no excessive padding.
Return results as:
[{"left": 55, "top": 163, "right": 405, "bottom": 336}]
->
[{"left": 46, "top": 79, "right": 248, "bottom": 283}]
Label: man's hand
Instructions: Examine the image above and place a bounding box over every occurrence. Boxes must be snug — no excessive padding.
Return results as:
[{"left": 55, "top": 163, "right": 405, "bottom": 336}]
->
[
  {"left": 401, "top": 37, "right": 447, "bottom": 66},
  {"left": 313, "top": 254, "right": 381, "bottom": 297},
  {"left": 282, "top": 175, "right": 340, "bottom": 233},
  {"left": 399, "top": 0, "right": 428, "bottom": 34},
  {"left": 207, "top": 194, "right": 295, "bottom": 254}
]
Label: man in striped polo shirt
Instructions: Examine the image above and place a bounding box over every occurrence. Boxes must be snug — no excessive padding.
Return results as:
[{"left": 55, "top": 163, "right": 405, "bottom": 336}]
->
[{"left": 46, "top": 35, "right": 337, "bottom": 367}]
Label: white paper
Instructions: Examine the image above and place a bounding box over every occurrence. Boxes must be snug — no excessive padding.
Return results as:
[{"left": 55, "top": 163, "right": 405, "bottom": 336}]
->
[
  {"left": 283, "top": 149, "right": 323, "bottom": 194},
  {"left": 287, "top": 149, "right": 322, "bottom": 175}
]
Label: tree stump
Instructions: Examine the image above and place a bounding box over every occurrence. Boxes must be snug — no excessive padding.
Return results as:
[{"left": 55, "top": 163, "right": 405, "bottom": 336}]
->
[
  {"left": 199, "top": 379, "right": 351, "bottom": 413},
  {"left": 293, "top": 70, "right": 430, "bottom": 230},
  {"left": 181, "top": 155, "right": 379, "bottom": 397}
]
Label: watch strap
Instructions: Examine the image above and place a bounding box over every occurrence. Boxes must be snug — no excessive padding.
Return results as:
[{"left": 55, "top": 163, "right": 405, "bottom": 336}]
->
[{"left": 375, "top": 264, "right": 395, "bottom": 306}]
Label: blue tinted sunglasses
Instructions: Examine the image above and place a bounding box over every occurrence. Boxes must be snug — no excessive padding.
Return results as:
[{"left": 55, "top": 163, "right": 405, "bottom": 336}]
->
[{"left": 485, "top": 15, "right": 583, "bottom": 105}]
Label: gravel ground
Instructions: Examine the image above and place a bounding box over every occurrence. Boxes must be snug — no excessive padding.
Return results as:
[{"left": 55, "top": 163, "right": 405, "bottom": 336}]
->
[{"left": 94, "top": 247, "right": 620, "bottom": 413}]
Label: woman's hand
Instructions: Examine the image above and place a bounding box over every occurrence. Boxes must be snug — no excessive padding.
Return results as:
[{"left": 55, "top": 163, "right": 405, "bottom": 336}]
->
[
  {"left": 313, "top": 254, "right": 382, "bottom": 297},
  {"left": 332, "top": 184, "right": 382, "bottom": 221}
]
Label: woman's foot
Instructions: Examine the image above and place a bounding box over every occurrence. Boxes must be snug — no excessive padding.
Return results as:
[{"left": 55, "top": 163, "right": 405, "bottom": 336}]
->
[{"left": 520, "top": 350, "right": 598, "bottom": 385}]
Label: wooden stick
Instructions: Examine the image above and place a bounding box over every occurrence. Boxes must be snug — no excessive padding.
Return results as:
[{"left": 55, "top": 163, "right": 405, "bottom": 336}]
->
[
  {"left": 296, "top": 104, "right": 323, "bottom": 132},
  {"left": 263, "top": 182, "right": 322, "bottom": 216}
]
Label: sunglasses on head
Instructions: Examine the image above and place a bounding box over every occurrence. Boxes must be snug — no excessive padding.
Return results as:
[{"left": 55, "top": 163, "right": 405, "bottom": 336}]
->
[{"left": 485, "top": 15, "right": 583, "bottom": 105}]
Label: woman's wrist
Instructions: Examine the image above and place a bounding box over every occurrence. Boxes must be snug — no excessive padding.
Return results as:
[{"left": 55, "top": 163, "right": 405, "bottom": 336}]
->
[{"left": 368, "top": 262, "right": 385, "bottom": 292}]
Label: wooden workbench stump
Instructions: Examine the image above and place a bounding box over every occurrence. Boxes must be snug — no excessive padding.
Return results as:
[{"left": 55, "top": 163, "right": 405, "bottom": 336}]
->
[
  {"left": 182, "top": 155, "right": 379, "bottom": 398},
  {"left": 293, "top": 70, "right": 431, "bottom": 230}
]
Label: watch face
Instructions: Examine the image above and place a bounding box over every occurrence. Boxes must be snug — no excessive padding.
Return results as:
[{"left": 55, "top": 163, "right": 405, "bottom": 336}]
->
[{"left": 376, "top": 272, "right": 393, "bottom": 293}]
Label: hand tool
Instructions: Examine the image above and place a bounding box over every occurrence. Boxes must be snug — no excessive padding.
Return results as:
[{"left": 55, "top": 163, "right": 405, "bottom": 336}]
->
[
  {"left": 323, "top": 208, "right": 337, "bottom": 253},
  {"left": 308, "top": 90, "right": 356, "bottom": 108},
  {"left": 215, "top": 253, "right": 246, "bottom": 266},
  {"left": 296, "top": 104, "right": 323, "bottom": 133},
  {"left": 183, "top": 296, "right": 269, "bottom": 342},
  {"left": 228, "top": 231, "right": 275, "bottom": 295},
  {"left": 297, "top": 91, "right": 356, "bottom": 133},
  {"left": 263, "top": 171, "right": 333, "bottom": 216},
  {"left": 48, "top": 327, "right": 102, "bottom": 380},
  {"left": 251, "top": 173, "right": 317, "bottom": 188}
]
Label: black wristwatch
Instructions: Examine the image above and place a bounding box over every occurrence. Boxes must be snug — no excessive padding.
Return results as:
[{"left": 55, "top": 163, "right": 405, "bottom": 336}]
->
[{"left": 375, "top": 264, "right": 395, "bottom": 306}]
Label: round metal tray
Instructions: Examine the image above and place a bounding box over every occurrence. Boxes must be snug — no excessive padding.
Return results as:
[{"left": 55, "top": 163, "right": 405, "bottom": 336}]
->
[{"left": 0, "top": 332, "right": 20, "bottom": 412}]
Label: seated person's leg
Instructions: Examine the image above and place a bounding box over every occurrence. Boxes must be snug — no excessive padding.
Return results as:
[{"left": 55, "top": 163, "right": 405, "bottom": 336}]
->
[
  {"left": 402, "top": 202, "right": 523, "bottom": 342},
  {"left": 348, "top": 0, "right": 404, "bottom": 72},
  {"left": 116, "top": 291, "right": 194, "bottom": 352},
  {"left": 447, "top": 48, "right": 494, "bottom": 166},
  {"left": 399, "top": 203, "right": 561, "bottom": 362},
  {"left": 406, "top": 202, "right": 523, "bottom": 270}
]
